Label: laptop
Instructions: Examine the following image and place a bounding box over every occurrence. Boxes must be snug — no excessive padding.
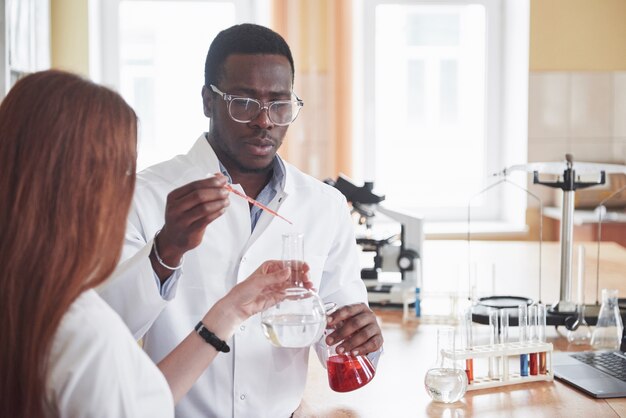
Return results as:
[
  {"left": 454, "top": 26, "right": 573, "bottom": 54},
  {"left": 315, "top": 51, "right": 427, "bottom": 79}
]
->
[{"left": 553, "top": 327, "right": 626, "bottom": 398}]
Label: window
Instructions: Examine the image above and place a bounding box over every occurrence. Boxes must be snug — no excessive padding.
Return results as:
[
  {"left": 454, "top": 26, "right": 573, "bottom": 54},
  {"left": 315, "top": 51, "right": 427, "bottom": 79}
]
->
[
  {"left": 96, "top": 0, "right": 267, "bottom": 170},
  {"left": 1, "top": 0, "right": 50, "bottom": 97},
  {"left": 356, "top": 0, "right": 529, "bottom": 229}
]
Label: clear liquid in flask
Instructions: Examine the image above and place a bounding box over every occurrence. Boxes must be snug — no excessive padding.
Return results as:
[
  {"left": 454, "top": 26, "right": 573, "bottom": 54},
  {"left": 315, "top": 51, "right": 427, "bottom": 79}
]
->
[
  {"left": 424, "top": 368, "right": 467, "bottom": 403},
  {"left": 261, "top": 313, "right": 325, "bottom": 348}
]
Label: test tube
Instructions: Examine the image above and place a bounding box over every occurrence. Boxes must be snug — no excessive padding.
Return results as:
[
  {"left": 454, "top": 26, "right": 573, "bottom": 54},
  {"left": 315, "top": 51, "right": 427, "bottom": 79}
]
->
[
  {"left": 463, "top": 307, "right": 474, "bottom": 383},
  {"left": 500, "top": 309, "right": 510, "bottom": 381},
  {"left": 528, "top": 304, "right": 538, "bottom": 376},
  {"left": 577, "top": 245, "right": 585, "bottom": 305},
  {"left": 415, "top": 259, "right": 422, "bottom": 317},
  {"left": 518, "top": 304, "right": 529, "bottom": 377},
  {"left": 489, "top": 309, "right": 500, "bottom": 380},
  {"left": 538, "top": 304, "right": 547, "bottom": 374},
  {"left": 500, "top": 309, "right": 510, "bottom": 343}
]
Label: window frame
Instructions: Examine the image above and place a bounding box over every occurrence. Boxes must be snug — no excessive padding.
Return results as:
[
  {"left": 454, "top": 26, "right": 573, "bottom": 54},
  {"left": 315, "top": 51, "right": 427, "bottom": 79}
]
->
[
  {"left": 93, "top": 0, "right": 265, "bottom": 87},
  {"left": 356, "top": 0, "right": 529, "bottom": 230},
  {"left": 90, "top": 0, "right": 267, "bottom": 170}
]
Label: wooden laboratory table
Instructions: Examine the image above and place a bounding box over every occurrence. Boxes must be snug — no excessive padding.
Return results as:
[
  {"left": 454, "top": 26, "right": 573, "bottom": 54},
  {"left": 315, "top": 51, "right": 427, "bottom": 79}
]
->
[{"left": 295, "top": 241, "right": 626, "bottom": 418}]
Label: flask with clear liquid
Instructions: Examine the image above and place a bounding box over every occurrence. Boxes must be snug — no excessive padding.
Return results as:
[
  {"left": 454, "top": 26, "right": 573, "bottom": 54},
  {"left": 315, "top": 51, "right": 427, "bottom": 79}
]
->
[
  {"left": 424, "top": 326, "right": 468, "bottom": 403},
  {"left": 261, "top": 233, "right": 326, "bottom": 348},
  {"left": 591, "top": 289, "right": 623, "bottom": 350}
]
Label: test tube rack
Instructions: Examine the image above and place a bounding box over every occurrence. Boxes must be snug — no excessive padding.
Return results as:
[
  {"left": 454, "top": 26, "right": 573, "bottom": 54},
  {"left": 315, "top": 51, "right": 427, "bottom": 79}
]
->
[{"left": 443, "top": 341, "right": 553, "bottom": 391}]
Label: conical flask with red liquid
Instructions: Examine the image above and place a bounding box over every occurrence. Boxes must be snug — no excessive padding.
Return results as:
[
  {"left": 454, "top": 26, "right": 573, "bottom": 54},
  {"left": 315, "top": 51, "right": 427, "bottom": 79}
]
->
[
  {"left": 261, "top": 233, "right": 326, "bottom": 348},
  {"left": 324, "top": 304, "right": 376, "bottom": 392}
]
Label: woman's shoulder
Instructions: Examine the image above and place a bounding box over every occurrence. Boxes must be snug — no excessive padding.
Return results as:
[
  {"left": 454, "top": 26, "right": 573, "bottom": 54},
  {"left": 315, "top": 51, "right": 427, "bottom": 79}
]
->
[{"left": 45, "top": 290, "right": 173, "bottom": 417}]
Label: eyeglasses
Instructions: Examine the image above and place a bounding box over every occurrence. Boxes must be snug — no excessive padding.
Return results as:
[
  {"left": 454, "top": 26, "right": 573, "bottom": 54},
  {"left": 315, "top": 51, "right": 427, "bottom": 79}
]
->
[{"left": 210, "top": 84, "right": 304, "bottom": 126}]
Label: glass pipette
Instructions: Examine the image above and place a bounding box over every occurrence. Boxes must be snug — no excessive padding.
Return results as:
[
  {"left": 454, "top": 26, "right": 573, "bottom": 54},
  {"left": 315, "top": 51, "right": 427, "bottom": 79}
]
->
[{"left": 224, "top": 183, "right": 293, "bottom": 225}]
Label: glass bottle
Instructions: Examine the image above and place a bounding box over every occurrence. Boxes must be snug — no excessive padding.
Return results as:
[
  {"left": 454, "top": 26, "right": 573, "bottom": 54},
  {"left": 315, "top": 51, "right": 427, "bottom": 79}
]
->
[
  {"left": 261, "top": 233, "right": 326, "bottom": 348},
  {"left": 591, "top": 289, "right": 624, "bottom": 350},
  {"left": 424, "top": 326, "right": 468, "bottom": 403}
]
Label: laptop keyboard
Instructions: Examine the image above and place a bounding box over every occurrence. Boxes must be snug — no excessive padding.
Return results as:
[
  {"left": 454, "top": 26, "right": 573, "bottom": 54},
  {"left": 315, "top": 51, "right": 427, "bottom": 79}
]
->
[{"left": 572, "top": 352, "right": 626, "bottom": 381}]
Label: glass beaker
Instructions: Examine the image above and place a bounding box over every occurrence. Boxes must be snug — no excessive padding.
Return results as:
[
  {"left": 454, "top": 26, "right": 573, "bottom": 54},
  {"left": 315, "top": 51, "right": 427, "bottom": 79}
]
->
[
  {"left": 424, "top": 326, "right": 468, "bottom": 403},
  {"left": 323, "top": 302, "right": 376, "bottom": 392},
  {"left": 326, "top": 340, "right": 376, "bottom": 392},
  {"left": 261, "top": 233, "right": 326, "bottom": 348},
  {"left": 591, "top": 289, "right": 624, "bottom": 350}
]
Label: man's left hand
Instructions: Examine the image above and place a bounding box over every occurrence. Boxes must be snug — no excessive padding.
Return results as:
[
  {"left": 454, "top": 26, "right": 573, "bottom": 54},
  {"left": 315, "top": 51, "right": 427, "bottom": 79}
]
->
[{"left": 325, "top": 303, "right": 383, "bottom": 356}]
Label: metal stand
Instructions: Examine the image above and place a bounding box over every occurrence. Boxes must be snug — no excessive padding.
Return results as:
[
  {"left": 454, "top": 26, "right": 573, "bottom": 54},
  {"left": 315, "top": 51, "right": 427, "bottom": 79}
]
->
[
  {"left": 473, "top": 155, "right": 616, "bottom": 318},
  {"left": 532, "top": 155, "right": 605, "bottom": 313}
]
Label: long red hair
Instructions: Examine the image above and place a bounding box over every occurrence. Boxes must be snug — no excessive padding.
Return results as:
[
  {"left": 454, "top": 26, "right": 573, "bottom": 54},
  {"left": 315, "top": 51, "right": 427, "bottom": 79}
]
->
[{"left": 0, "top": 70, "right": 137, "bottom": 417}]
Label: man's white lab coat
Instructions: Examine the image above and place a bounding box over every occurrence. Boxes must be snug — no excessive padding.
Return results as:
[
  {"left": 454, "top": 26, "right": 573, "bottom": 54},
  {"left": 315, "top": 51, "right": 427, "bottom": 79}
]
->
[{"left": 99, "top": 134, "right": 368, "bottom": 417}]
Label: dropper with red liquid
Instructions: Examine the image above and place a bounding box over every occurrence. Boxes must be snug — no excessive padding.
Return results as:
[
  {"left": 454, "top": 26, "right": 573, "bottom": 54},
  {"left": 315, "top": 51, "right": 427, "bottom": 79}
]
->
[{"left": 223, "top": 183, "right": 292, "bottom": 225}]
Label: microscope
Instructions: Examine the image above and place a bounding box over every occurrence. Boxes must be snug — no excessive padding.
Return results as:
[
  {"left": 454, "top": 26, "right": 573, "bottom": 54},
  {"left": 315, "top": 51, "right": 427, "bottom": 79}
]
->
[{"left": 325, "top": 175, "right": 424, "bottom": 308}]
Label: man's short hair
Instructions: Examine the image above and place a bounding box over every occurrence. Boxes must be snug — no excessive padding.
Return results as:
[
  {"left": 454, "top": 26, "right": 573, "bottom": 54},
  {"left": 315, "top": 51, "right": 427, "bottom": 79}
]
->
[{"left": 204, "top": 23, "right": 295, "bottom": 88}]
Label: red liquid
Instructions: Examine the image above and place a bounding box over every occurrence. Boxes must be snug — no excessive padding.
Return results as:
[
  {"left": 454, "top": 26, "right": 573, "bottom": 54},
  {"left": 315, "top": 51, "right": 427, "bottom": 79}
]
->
[
  {"left": 465, "top": 359, "right": 474, "bottom": 383},
  {"left": 539, "top": 352, "right": 547, "bottom": 374},
  {"left": 529, "top": 353, "right": 538, "bottom": 375},
  {"left": 327, "top": 354, "right": 375, "bottom": 392}
]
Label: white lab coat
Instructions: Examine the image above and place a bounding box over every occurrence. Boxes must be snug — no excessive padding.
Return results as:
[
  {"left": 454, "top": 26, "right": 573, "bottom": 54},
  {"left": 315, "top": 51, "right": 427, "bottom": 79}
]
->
[
  {"left": 99, "top": 134, "right": 368, "bottom": 418},
  {"left": 45, "top": 290, "right": 173, "bottom": 418}
]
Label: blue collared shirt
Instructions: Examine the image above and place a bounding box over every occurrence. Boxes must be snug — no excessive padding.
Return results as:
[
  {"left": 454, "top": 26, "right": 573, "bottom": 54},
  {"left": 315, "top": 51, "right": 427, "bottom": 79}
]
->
[{"left": 218, "top": 157, "right": 286, "bottom": 232}]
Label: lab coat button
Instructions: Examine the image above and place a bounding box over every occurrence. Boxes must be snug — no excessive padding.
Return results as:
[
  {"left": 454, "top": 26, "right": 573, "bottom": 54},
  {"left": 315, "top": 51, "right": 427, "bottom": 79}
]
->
[
  {"left": 241, "top": 257, "right": 246, "bottom": 263},
  {"left": 240, "top": 394, "right": 246, "bottom": 400},
  {"left": 240, "top": 325, "right": 246, "bottom": 331}
]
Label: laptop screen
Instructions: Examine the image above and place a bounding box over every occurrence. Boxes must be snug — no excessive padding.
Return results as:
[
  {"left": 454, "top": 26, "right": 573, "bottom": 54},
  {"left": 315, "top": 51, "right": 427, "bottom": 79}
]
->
[{"left": 621, "top": 326, "right": 626, "bottom": 352}]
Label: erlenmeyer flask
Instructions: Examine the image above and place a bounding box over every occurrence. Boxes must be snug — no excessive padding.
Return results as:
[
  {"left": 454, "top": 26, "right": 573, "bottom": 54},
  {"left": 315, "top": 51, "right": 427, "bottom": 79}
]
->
[
  {"left": 326, "top": 338, "right": 376, "bottom": 392},
  {"left": 424, "top": 326, "right": 468, "bottom": 403},
  {"left": 323, "top": 303, "right": 376, "bottom": 392},
  {"left": 261, "top": 233, "right": 326, "bottom": 348},
  {"left": 591, "top": 289, "right": 623, "bottom": 350}
]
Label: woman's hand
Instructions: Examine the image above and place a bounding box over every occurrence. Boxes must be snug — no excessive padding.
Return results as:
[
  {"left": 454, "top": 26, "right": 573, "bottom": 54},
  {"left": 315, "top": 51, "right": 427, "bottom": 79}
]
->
[
  {"left": 222, "top": 260, "right": 313, "bottom": 322},
  {"left": 161, "top": 259, "right": 313, "bottom": 403}
]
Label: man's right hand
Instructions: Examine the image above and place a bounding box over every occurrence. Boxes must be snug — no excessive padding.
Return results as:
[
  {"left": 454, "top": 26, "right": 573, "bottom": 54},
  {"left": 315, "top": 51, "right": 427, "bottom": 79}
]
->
[{"left": 150, "top": 173, "right": 230, "bottom": 282}]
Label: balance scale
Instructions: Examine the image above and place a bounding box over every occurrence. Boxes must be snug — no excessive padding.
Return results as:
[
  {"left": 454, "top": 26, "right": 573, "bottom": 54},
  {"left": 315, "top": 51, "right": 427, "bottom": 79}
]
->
[{"left": 472, "top": 154, "right": 626, "bottom": 326}]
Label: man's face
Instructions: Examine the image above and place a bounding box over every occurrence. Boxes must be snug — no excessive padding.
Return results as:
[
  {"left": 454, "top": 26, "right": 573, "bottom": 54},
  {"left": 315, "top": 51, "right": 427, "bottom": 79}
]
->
[{"left": 203, "top": 54, "right": 293, "bottom": 173}]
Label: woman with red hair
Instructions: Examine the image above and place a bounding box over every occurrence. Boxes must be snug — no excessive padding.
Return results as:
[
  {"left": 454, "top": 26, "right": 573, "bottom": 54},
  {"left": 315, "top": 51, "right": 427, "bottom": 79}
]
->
[{"left": 0, "top": 70, "right": 306, "bottom": 417}]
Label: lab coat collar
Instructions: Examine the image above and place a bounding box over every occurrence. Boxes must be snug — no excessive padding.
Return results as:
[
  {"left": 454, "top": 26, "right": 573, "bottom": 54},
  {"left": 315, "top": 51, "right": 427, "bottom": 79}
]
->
[{"left": 187, "top": 133, "right": 221, "bottom": 176}]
